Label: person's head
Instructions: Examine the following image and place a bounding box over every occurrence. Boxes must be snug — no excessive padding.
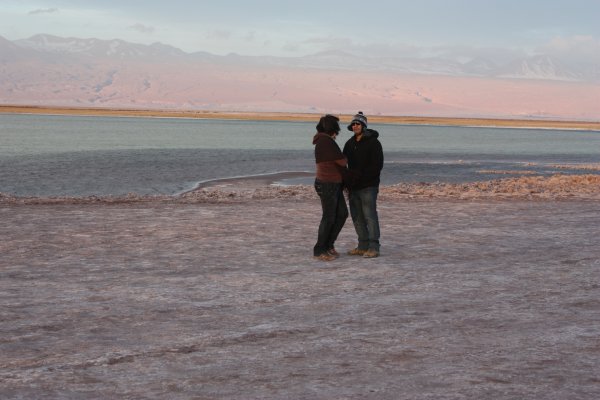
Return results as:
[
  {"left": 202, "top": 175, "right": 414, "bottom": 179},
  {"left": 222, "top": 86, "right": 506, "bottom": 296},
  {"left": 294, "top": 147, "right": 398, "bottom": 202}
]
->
[
  {"left": 316, "top": 114, "right": 341, "bottom": 138},
  {"left": 347, "top": 111, "right": 367, "bottom": 135}
]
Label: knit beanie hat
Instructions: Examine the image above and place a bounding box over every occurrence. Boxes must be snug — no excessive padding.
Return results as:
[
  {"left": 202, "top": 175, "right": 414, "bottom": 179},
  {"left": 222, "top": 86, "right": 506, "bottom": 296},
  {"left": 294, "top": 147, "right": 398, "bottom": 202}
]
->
[{"left": 347, "top": 111, "right": 368, "bottom": 131}]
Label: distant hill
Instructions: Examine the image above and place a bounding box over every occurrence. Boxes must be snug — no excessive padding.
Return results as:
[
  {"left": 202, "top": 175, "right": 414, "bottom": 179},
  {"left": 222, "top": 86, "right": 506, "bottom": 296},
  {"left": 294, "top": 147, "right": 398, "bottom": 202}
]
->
[{"left": 1, "top": 34, "right": 599, "bottom": 120}]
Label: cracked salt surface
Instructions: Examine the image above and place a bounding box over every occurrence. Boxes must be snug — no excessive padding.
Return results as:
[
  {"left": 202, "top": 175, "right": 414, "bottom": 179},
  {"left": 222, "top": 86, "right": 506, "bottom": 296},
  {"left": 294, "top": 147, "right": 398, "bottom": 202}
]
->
[{"left": 1, "top": 179, "right": 600, "bottom": 399}]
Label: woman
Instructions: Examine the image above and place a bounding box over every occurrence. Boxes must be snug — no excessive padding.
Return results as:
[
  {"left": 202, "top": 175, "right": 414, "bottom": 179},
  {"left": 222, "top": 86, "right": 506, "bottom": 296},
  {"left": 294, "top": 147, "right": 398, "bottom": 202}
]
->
[{"left": 312, "top": 114, "right": 349, "bottom": 261}]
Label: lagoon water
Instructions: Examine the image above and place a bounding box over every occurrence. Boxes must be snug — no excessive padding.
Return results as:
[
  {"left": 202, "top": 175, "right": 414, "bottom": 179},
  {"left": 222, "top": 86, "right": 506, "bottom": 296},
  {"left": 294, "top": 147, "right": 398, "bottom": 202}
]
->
[{"left": 1, "top": 113, "right": 600, "bottom": 197}]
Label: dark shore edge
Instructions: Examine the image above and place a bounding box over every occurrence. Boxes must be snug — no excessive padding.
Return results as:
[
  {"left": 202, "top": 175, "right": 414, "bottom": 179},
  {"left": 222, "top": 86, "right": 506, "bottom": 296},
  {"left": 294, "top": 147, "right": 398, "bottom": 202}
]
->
[
  {"left": 2, "top": 105, "right": 600, "bottom": 131},
  {"left": 2, "top": 174, "right": 600, "bottom": 205},
  {"left": 186, "top": 171, "right": 314, "bottom": 193}
]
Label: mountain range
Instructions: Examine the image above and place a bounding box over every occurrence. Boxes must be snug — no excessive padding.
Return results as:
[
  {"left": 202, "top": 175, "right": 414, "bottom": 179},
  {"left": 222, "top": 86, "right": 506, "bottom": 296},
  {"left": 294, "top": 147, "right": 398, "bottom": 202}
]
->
[{"left": 1, "top": 34, "right": 599, "bottom": 120}]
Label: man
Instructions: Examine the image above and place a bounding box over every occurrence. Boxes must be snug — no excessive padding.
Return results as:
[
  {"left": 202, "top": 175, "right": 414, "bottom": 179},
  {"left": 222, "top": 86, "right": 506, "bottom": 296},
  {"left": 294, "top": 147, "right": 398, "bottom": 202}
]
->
[{"left": 342, "top": 111, "right": 383, "bottom": 258}]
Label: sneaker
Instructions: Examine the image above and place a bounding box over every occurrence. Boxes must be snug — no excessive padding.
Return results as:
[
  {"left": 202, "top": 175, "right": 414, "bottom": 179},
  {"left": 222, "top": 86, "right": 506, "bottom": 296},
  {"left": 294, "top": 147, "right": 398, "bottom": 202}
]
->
[
  {"left": 314, "top": 253, "right": 336, "bottom": 261},
  {"left": 363, "top": 249, "right": 379, "bottom": 258},
  {"left": 347, "top": 247, "right": 367, "bottom": 256},
  {"left": 327, "top": 248, "right": 340, "bottom": 257}
]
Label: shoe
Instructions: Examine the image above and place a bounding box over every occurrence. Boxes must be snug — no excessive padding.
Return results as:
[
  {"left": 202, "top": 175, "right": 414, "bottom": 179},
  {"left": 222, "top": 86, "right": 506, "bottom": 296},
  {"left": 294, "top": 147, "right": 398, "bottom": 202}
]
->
[
  {"left": 327, "top": 248, "right": 340, "bottom": 257},
  {"left": 314, "top": 253, "right": 336, "bottom": 261},
  {"left": 363, "top": 249, "right": 379, "bottom": 258},
  {"left": 347, "top": 248, "right": 367, "bottom": 256}
]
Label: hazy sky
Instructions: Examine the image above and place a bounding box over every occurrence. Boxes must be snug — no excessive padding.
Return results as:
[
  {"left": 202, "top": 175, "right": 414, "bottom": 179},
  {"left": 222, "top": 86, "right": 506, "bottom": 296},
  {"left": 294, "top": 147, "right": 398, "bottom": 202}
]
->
[{"left": 2, "top": 0, "right": 600, "bottom": 60}]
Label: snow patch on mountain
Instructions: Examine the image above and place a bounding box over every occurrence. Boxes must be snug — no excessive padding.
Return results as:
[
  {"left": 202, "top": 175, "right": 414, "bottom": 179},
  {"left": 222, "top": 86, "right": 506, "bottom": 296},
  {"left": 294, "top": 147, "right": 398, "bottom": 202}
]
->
[
  {"left": 498, "top": 55, "right": 581, "bottom": 81},
  {"left": 14, "top": 34, "right": 185, "bottom": 59}
]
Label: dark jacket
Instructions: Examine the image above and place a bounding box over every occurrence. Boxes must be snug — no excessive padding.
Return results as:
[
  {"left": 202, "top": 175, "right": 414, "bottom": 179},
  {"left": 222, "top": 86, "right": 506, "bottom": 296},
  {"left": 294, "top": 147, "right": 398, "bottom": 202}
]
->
[{"left": 342, "top": 128, "right": 383, "bottom": 190}]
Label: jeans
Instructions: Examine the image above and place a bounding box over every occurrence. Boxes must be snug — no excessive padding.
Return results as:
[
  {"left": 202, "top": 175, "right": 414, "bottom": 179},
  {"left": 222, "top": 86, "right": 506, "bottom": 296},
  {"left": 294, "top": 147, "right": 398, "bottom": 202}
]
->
[
  {"left": 349, "top": 186, "right": 380, "bottom": 251},
  {"left": 314, "top": 180, "right": 348, "bottom": 256}
]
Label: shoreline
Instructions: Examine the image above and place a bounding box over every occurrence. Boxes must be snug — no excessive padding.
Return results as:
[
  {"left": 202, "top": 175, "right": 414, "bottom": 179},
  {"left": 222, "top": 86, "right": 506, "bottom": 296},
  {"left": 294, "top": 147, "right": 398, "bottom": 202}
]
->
[
  {"left": 2, "top": 174, "right": 600, "bottom": 205},
  {"left": 2, "top": 104, "right": 600, "bottom": 131},
  {"left": 187, "top": 171, "right": 314, "bottom": 193}
]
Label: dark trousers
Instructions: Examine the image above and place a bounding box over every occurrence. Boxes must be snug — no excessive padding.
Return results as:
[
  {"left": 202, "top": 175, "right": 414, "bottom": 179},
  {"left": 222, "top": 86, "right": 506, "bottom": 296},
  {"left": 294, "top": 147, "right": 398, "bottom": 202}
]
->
[
  {"left": 348, "top": 186, "right": 380, "bottom": 251},
  {"left": 314, "top": 180, "right": 348, "bottom": 256}
]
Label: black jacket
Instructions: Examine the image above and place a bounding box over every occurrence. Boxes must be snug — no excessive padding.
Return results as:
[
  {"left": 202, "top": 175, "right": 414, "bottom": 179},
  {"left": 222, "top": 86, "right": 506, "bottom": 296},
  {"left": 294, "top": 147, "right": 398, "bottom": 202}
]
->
[{"left": 342, "top": 128, "right": 383, "bottom": 190}]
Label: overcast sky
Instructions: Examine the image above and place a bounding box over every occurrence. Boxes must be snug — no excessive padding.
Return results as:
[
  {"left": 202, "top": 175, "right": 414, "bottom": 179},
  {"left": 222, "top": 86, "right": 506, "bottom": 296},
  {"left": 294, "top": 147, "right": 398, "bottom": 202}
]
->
[{"left": 2, "top": 0, "right": 600, "bottom": 61}]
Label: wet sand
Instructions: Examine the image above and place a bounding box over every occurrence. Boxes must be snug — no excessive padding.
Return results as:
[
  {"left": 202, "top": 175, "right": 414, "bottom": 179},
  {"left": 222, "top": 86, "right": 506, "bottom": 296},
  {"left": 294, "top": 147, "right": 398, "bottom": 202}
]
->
[{"left": 2, "top": 178, "right": 600, "bottom": 399}]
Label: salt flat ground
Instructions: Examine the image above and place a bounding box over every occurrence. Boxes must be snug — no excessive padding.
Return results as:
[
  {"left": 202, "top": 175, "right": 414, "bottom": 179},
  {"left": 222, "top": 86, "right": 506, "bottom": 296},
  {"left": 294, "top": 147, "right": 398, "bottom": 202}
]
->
[{"left": 1, "top": 198, "right": 599, "bottom": 399}]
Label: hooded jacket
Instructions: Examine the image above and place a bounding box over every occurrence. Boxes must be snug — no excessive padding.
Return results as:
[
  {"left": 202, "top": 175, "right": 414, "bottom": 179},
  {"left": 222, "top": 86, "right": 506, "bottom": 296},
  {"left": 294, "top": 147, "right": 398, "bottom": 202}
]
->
[
  {"left": 313, "top": 132, "right": 347, "bottom": 183},
  {"left": 342, "top": 128, "right": 383, "bottom": 190}
]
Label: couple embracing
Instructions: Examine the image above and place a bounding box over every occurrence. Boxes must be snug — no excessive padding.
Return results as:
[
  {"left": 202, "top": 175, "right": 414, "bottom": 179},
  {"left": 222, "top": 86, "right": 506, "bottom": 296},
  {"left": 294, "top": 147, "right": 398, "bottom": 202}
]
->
[{"left": 312, "top": 112, "right": 384, "bottom": 262}]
